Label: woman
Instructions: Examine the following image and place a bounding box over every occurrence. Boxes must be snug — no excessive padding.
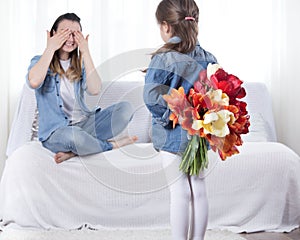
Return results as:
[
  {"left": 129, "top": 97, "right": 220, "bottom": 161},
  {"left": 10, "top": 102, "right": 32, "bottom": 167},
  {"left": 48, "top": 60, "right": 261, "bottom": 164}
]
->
[{"left": 27, "top": 13, "right": 137, "bottom": 163}]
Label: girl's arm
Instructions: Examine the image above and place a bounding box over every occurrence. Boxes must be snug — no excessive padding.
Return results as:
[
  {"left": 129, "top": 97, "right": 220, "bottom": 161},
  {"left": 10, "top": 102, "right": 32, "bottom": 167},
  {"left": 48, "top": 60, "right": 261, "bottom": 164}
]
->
[
  {"left": 143, "top": 56, "right": 172, "bottom": 127},
  {"left": 74, "top": 31, "right": 101, "bottom": 95},
  {"left": 28, "top": 29, "right": 71, "bottom": 89}
]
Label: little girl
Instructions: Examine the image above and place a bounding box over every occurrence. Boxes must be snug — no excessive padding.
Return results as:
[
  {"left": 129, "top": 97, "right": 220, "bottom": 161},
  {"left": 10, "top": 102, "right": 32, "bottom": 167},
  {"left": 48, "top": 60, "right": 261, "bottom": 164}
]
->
[
  {"left": 143, "top": 0, "right": 217, "bottom": 239},
  {"left": 27, "top": 13, "right": 137, "bottom": 163}
]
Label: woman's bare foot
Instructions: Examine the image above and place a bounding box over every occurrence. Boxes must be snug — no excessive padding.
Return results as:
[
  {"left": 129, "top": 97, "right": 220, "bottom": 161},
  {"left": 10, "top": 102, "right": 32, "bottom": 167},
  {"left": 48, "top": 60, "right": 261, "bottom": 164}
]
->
[
  {"left": 54, "top": 152, "right": 77, "bottom": 164},
  {"left": 110, "top": 136, "right": 138, "bottom": 149}
]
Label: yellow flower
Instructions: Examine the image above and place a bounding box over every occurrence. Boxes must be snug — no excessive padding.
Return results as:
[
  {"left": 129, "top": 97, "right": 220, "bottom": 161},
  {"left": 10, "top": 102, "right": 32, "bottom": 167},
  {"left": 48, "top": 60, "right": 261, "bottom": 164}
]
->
[{"left": 192, "top": 110, "right": 236, "bottom": 137}]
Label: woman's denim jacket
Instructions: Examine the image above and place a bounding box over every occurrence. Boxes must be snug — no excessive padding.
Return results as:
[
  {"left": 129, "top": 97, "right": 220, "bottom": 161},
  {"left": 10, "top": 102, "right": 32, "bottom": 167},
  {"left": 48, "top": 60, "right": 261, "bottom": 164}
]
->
[
  {"left": 26, "top": 55, "right": 98, "bottom": 142},
  {"left": 143, "top": 43, "right": 217, "bottom": 153}
]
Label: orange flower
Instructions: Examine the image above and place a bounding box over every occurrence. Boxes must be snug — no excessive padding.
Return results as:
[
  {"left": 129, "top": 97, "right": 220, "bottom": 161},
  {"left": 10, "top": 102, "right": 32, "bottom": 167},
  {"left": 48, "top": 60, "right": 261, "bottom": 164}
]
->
[
  {"left": 169, "top": 112, "right": 179, "bottom": 128},
  {"left": 163, "top": 87, "right": 190, "bottom": 127},
  {"left": 181, "top": 107, "right": 200, "bottom": 136},
  {"left": 207, "top": 133, "right": 240, "bottom": 160}
]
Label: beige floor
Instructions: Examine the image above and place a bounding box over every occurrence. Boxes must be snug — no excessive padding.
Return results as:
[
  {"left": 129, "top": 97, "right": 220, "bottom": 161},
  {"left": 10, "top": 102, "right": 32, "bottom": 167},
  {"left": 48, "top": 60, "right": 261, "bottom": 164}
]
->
[{"left": 240, "top": 228, "right": 300, "bottom": 240}]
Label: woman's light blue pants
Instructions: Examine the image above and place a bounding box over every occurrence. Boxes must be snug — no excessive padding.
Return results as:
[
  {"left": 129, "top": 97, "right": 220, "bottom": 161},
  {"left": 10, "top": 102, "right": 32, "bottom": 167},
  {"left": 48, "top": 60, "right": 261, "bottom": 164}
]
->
[{"left": 42, "top": 102, "right": 133, "bottom": 156}]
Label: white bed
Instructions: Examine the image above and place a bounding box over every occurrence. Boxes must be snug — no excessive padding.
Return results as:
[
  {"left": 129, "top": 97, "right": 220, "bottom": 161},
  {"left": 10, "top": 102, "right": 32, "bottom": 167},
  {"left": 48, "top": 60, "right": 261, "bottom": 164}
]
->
[{"left": 1, "top": 76, "right": 300, "bottom": 233}]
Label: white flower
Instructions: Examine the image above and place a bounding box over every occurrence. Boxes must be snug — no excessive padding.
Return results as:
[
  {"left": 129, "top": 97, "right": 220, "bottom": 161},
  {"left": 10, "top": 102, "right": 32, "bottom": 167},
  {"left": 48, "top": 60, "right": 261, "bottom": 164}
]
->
[
  {"left": 201, "top": 110, "right": 236, "bottom": 137},
  {"left": 192, "top": 120, "right": 203, "bottom": 131},
  {"left": 207, "top": 63, "right": 222, "bottom": 80},
  {"left": 207, "top": 89, "right": 229, "bottom": 106}
]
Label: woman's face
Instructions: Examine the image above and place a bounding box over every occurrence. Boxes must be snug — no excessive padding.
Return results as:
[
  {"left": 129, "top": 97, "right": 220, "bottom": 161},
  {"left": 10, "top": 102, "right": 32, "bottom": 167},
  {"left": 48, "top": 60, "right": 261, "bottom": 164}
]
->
[{"left": 54, "top": 19, "right": 81, "bottom": 54}]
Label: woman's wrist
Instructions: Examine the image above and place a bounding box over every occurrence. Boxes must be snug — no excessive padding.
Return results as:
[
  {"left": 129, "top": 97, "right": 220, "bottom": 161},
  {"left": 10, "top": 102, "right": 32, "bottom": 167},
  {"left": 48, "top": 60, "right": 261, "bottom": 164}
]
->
[
  {"left": 80, "top": 48, "right": 91, "bottom": 58},
  {"left": 44, "top": 47, "right": 56, "bottom": 56}
]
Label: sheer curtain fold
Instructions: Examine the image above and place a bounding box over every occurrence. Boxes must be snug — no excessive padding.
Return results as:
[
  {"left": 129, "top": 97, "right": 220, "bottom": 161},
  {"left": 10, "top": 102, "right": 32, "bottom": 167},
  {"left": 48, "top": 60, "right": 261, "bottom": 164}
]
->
[
  {"left": 271, "top": 0, "right": 300, "bottom": 155},
  {"left": 1, "top": 0, "right": 299, "bottom": 175},
  {"left": 0, "top": 0, "right": 11, "bottom": 175}
]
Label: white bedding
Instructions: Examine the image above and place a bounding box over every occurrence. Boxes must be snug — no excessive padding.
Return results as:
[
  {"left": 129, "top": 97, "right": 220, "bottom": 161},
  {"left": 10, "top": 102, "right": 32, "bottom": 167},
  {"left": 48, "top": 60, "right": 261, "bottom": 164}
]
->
[{"left": 1, "top": 141, "right": 299, "bottom": 233}]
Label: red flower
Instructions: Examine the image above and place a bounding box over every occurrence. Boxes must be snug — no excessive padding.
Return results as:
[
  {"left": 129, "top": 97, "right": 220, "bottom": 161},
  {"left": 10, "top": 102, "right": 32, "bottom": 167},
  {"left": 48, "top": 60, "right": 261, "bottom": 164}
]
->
[
  {"left": 212, "top": 69, "right": 246, "bottom": 100},
  {"left": 188, "top": 89, "right": 211, "bottom": 113}
]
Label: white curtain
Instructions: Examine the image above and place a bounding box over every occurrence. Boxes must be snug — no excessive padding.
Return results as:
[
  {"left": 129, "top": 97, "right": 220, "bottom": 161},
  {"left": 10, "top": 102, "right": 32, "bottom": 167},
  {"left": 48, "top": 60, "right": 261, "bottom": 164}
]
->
[{"left": 1, "top": 0, "right": 299, "bottom": 175}]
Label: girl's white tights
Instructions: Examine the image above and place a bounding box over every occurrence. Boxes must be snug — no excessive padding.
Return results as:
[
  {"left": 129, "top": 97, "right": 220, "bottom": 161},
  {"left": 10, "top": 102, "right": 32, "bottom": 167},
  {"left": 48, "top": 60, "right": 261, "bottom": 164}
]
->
[{"left": 161, "top": 151, "right": 208, "bottom": 240}]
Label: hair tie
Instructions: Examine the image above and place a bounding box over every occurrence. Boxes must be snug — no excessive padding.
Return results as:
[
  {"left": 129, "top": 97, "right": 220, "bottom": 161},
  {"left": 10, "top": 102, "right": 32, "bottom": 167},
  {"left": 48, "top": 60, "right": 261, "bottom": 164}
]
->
[{"left": 185, "top": 16, "right": 195, "bottom": 21}]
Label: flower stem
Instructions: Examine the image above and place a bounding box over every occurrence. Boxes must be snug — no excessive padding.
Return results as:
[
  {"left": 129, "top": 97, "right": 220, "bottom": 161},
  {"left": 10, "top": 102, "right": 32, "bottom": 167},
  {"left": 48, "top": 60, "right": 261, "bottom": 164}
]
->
[{"left": 180, "top": 135, "right": 208, "bottom": 176}]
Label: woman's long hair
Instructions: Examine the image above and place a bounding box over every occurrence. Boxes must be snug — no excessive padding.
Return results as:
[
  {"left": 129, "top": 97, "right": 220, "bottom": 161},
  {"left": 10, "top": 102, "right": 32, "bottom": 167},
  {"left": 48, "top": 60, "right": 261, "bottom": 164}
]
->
[
  {"left": 49, "top": 13, "right": 82, "bottom": 82},
  {"left": 154, "top": 0, "right": 199, "bottom": 55}
]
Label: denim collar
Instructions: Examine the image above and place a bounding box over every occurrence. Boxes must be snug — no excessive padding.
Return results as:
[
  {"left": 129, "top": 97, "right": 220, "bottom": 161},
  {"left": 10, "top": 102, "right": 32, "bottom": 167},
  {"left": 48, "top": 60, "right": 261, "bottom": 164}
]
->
[
  {"left": 168, "top": 36, "right": 201, "bottom": 47},
  {"left": 168, "top": 36, "right": 182, "bottom": 44}
]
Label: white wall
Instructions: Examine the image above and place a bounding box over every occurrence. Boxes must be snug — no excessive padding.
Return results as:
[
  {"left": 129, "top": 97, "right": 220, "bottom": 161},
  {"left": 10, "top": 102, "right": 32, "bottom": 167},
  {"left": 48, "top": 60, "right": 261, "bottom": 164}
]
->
[
  {"left": 272, "top": 0, "right": 300, "bottom": 156},
  {"left": 198, "top": 0, "right": 300, "bottom": 155}
]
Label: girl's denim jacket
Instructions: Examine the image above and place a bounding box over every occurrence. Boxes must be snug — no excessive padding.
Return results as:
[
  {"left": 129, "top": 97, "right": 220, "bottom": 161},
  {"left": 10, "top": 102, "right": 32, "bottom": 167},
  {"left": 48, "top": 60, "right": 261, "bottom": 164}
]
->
[
  {"left": 26, "top": 55, "right": 98, "bottom": 142},
  {"left": 143, "top": 43, "right": 217, "bottom": 153}
]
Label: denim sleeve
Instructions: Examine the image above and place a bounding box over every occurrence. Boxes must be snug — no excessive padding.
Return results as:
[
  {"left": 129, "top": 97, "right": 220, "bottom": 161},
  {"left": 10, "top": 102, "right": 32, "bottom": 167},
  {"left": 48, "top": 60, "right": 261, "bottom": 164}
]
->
[
  {"left": 143, "top": 55, "right": 172, "bottom": 127},
  {"left": 26, "top": 55, "right": 42, "bottom": 89},
  {"left": 25, "top": 55, "right": 53, "bottom": 90}
]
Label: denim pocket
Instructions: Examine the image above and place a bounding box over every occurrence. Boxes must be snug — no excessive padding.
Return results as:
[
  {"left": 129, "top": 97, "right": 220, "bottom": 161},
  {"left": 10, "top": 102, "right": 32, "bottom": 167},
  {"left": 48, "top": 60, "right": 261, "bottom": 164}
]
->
[{"left": 42, "top": 78, "right": 55, "bottom": 93}]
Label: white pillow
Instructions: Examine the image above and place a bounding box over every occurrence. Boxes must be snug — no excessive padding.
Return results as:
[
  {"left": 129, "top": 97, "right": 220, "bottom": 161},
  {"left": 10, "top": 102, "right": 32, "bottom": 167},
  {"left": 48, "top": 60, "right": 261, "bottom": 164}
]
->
[
  {"left": 242, "top": 82, "right": 277, "bottom": 141},
  {"left": 242, "top": 113, "right": 272, "bottom": 142},
  {"left": 85, "top": 76, "right": 152, "bottom": 143}
]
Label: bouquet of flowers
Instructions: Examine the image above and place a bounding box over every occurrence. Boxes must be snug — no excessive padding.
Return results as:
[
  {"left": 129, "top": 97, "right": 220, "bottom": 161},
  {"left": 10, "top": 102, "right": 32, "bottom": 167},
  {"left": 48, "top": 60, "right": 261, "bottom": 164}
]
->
[{"left": 163, "top": 63, "right": 250, "bottom": 176}]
